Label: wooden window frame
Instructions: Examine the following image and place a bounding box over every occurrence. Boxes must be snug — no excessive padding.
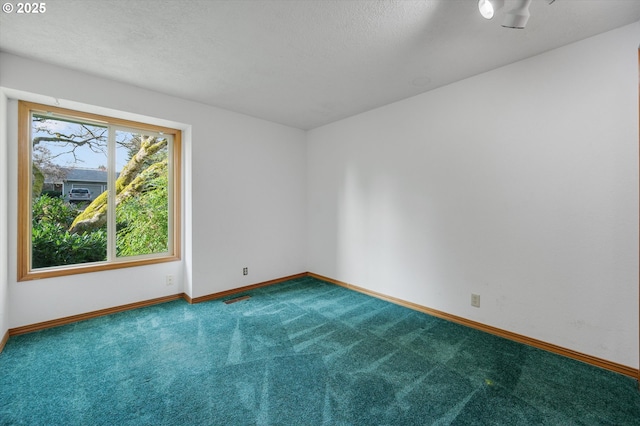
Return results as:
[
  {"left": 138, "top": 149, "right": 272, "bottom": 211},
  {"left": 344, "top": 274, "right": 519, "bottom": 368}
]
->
[{"left": 17, "top": 101, "right": 182, "bottom": 281}]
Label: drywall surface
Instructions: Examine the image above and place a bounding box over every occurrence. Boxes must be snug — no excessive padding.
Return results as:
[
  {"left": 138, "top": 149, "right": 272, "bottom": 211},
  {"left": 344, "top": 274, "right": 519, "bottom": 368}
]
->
[
  {"left": 0, "top": 92, "right": 8, "bottom": 341},
  {"left": 307, "top": 23, "right": 639, "bottom": 368},
  {"left": 190, "top": 102, "right": 308, "bottom": 298},
  {"left": 0, "top": 52, "right": 307, "bottom": 327}
]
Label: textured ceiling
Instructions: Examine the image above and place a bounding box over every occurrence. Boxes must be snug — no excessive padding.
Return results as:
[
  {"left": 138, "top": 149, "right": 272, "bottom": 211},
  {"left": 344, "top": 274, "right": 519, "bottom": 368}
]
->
[{"left": 1, "top": 0, "right": 639, "bottom": 130}]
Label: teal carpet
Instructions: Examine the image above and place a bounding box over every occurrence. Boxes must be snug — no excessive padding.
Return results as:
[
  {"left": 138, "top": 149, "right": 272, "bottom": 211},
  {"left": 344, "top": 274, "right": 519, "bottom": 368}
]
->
[{"left": 1, "top": 276, "right": 639, "bottom": 425}]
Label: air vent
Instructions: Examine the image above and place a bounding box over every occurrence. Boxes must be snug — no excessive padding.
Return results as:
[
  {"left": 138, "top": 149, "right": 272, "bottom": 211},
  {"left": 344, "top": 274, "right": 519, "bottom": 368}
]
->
[{"left": 224, "top": 295, "right": 251, "bottom": 304}]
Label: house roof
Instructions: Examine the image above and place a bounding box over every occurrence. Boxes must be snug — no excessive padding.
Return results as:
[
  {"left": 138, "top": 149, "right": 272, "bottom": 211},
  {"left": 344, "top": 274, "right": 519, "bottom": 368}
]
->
[{"left": 64, "top": 168, "right": 108, "bottom": 184}]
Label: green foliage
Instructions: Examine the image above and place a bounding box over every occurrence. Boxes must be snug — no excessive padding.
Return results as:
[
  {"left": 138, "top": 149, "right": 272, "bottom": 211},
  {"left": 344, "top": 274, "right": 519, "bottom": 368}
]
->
[
  {"left": 32, "top": 223, "right": 107, "bottom": 268},
  {"left": 31, "top": 154, "right": 170, "bottom": 268},
  {"left": 32, "top": 165, "right": 45, "bottom": 198},
  {"left": 41, "top": 190, "right": 62, "bottom": 199},
  {"left": 32, "top": 194, "right": 80, "bottom": 228},
  {"left": 116, "top": 173, "right": 169, "bottom": 257},
  {"left": 31, "top": 195, "right": 107, "bottom": 268}
]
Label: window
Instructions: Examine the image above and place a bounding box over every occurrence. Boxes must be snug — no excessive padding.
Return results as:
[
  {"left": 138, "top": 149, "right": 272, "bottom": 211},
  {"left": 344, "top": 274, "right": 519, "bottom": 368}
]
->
[{"left": 18, "top": 101, "right": 181, "bottom": 281}]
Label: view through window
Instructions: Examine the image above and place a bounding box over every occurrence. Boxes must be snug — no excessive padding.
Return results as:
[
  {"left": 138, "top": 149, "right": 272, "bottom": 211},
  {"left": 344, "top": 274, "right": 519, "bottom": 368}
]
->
[{"left": 18, "top": 101, "right": 181, "bottom": 280}]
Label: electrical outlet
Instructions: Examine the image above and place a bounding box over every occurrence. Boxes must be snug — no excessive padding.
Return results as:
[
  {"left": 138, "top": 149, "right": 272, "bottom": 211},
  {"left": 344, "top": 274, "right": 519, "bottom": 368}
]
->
[
  {"left": 471, "top": 294, "right": 480, "bottom": 308},
  {"left": 243, "top": 267, "right": 248, "bottom": 276},
  {"left": 166, "top": 275, "right": 174, "bottom": 286}
]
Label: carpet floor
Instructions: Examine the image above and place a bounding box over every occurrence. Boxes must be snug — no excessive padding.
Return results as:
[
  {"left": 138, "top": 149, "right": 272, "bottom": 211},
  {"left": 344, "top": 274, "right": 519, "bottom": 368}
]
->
[{"left": 1, "top": 276, "right": 639, "bottom": 425}]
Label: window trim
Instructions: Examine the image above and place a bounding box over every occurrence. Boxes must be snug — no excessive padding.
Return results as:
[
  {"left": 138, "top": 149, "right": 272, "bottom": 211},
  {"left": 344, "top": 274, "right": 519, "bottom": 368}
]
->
[{"left": 18, "top": 101, "right": 182, "bottom": 281}]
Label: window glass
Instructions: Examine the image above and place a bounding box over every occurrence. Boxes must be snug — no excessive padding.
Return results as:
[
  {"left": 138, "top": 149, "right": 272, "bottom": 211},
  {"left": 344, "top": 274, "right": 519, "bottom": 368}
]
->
[
  {"left": 31, "top": 114, "right": 109, "bottom": 268},
  {"left": 114, "top": 129, "right": 171, "bottom": 258},
  {"left": 19, "top": 101, "right": 181, "bottom": 280}
]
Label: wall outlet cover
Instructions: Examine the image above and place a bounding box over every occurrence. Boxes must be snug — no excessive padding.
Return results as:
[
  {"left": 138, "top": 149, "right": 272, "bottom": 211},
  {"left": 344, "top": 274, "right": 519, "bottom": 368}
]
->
[{"left": 471, "top": 294, "right": 480, "bottom": 308}]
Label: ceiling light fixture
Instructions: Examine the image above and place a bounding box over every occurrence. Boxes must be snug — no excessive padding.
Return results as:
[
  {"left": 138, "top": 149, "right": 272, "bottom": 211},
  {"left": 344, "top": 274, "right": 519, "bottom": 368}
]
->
[
  {"left": 501, "top": 0, "right": 532, "bottom": 29},
  {"left": 479, "top": 0, "right": 555, "bottom": 29},
  {"left": 478, "top": 0, "right": 504, "bottom": 20}
]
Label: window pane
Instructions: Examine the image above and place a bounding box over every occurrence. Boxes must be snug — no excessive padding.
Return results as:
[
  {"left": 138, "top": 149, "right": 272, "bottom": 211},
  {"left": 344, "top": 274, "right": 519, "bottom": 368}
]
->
[
  {"left": 115, "top": 130, "right": 170, "bottom": 258},
  {"left": 30, "top": 114, "right": 108, "bottom": 269},
  {"left": 19, "top": 101, "right": 181, "bottom": 281}
]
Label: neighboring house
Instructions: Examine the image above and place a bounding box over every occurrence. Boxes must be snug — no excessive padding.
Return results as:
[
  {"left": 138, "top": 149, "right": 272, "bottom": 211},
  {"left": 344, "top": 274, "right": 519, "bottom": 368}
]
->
[
  {"left": 42, "top": 167, "right": 122, "bottom": 201},
  {"left": 61, "top": 168, "right": 108, "bottom": 202}
]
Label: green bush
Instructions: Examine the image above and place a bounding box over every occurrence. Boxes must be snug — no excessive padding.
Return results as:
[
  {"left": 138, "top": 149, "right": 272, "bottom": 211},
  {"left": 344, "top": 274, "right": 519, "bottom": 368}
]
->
[
  {"left": 32, "top": 194, "right": 80, "bottom": 228},
  {"left": 31, "top": 222, "right": 107, "bottom": 268},
  {"left": 31, "top": 195, "right": 107, "bottom": 268}
]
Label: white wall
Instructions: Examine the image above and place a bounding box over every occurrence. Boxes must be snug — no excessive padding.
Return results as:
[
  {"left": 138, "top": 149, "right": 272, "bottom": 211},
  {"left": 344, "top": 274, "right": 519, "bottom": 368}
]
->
[
  {"left": 0, "top": 88, "right": 8, "bottom": 341},
  {"left": 0, "top": 52, "right": 307, "bottom": 327},
  {"left": 307, "top": 23, "right": 639, "bottom": 369}
]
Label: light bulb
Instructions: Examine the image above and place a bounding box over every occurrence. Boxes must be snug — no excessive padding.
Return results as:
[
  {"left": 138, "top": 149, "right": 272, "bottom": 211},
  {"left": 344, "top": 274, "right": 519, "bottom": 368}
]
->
[{"left": 478, "top": 0, "right": 495, "bottom": 19}]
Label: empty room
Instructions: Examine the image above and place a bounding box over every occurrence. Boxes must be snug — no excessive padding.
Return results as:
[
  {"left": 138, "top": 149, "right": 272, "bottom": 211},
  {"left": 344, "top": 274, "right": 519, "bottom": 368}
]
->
[{"left": 1, "top": 0, "right": 639, "bottom": 424}]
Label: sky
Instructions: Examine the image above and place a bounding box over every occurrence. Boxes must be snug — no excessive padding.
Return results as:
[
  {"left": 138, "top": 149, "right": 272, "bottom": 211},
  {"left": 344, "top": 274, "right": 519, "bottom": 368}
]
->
[{"left": 32, "top": 115, "right": 134, "bottom": 172}]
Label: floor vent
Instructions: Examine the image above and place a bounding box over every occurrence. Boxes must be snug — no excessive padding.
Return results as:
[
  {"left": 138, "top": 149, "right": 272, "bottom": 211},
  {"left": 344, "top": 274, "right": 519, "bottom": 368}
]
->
[{"left": 224, "top": 295, "right": 251, "bottom": 304}]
